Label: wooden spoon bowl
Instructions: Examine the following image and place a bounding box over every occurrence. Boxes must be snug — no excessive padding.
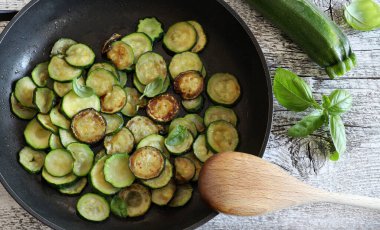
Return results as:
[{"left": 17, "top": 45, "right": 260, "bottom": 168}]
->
[{"left": 198, "top": 152, "right": 380, "bottom": 216}]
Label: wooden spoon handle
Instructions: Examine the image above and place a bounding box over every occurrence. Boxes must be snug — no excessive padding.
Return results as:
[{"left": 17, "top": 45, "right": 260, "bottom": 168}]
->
[{"left": 323, "top": 192, "right": 380, "bottom": 210}]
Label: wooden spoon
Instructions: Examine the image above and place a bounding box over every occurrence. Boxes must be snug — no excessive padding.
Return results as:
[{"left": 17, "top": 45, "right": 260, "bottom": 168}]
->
[{"left": 198, "top": 152, "right": 380, "bottom": 216}]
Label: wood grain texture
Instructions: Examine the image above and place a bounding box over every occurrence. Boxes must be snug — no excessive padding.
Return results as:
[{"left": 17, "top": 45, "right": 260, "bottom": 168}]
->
[{"left": 0, "top": 0, "right": 379, "bottom": 229}]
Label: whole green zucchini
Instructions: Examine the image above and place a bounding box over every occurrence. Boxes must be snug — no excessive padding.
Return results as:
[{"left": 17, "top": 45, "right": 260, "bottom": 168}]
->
[{"left": 246, "top": 0, "right": 356, "bottom": 79}]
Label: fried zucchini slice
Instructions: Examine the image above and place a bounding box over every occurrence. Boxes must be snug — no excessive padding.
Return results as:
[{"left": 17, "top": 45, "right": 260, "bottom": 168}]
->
[
  {"left": 100, "top": 85, "right": 127, "bottom": 114},
  {"left": 107, "top": 41, "right": 134, "bottom": 70},
  {"left": 126, "top": 116, "right": 161, "bottom": 143},
  {"left": 135, "top": 52, "right": 167, "bottom": 85},
  {"left": 188, "top": 20, "right": 207, "bottom": 53},
  {"left": 174, "top": 70, "right": 204, "bottom": 100},
  {"left": 86, "top": 68, "right": 118, "bottom": 97},
  {"left": 169, "top": 52, "right": 203, "bottom": 79},
  {"left": 207, "top": 73, "right": 241, "bottom": 105},
  {"left": 71, "top": 108, "right": 106, "bottom": 144},
  {"left": 104, "top": 127, "right": 135, "bottom": 155},
  {"left": 14, "top": 76, "right": 37, "bottom": 108},
  {"left": 146, "top": 94, "right": 180, "bottom": 123},
  {"left": 174, "top": 157, "right": 195, "bottom": 184},
  {"left": 183, "top": 153, "right": 203, "bottom": 182},
  {"left": 168, "top": 184, "right": 193, "bottom": 207},
  {"left": 204, "top": 105, "right": 238, "bottom": 127},
  {"left": 121, "top": 87, "right": 146, "bottom": 117},
  {"left": 118, "top": 183, "right": 151, "bottom": 217},
  {"left": 163, "top": 22, "right": 197, "bottom": 53},
  {"left": 141, "top": 159, "right": 173, "bottom": 189},
  {"left": 206, "top": 120, "right": 239, "bottom": 153},
  {"left": 151, "top": 180, "right": 176, "bottom": 206},
  {"left": 129, "top": 146, "right": 165, "bottom": 180}
]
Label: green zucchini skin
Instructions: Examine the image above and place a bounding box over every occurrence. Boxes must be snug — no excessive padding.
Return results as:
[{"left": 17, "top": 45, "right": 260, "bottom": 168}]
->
[{"left": 246, "top": 0, "right": 356, "bottom": 79}]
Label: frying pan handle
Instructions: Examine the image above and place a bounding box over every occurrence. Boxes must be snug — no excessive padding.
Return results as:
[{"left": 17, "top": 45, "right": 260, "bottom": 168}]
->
[{"left": 0, "top": 10, "right": 18, "bottom": 21}]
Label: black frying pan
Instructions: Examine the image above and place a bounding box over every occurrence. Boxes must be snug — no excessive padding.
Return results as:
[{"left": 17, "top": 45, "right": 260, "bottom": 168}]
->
[{"left": 0, "top": 0, "right": 273, "bottom": 229}]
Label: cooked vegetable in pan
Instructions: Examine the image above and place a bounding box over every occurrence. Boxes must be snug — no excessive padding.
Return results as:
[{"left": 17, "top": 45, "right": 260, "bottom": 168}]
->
[{"left": 10, "top": 17, "right": 243, "bottom": 222}]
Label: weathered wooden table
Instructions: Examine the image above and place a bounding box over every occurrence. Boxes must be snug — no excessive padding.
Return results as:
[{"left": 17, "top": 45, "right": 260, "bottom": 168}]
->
[{"left": 1, "top": 0, "right": 379, "bottom": 229}]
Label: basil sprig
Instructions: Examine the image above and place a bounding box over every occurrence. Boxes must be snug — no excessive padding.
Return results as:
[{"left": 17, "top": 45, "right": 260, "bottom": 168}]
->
[
  {"left": 273, "top": 68, "right": 352, "bottom": 160},
  {"left": 165, "top": 125, "right": 189, "bottom": 146},
  {"left": 140, "top": 76, "right": 165, "bottom": 99}
]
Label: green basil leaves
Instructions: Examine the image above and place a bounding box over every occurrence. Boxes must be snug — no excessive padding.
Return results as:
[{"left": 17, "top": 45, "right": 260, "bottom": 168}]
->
[
  {"left": 165, "top": 125, "right": 189, "bottom": 146},
  {"left": 274, "top": 68, "right": 352, "bottom": 160},
  {"left": 344, "top": 0, "right": 380, "bottom": 31},
  {"left": 140, "top": 76, "right": 165, "bottom": 99}
]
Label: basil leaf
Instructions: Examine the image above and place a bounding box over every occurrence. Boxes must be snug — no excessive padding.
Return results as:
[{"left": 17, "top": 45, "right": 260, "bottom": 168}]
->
[
  {"left": 329, "top": 115, "right": 347, "bottom": 155},
  {"left": 165, "top": 125, "right": 189, "bottom": 146},
  {"left": 288, "top": 110, "right": 326, "bottom": 137},
  {"left": 72, "top": 77, "right": 94, "bottom": 98},
  {"left": 322, "top": 95, "right": 331, "bottom": 109},
  {"left": 141, "top": 77, "right": 165, "bottom": 99},
  {"left": 327, "top": 90, "right": 352, "bottom": 115},
  {"left": 344, "top": 0, "right": 380, "bottom": 31},
  {"left": 273, "top": 68, "right": 316, "bottom": 112},
  {"left": 329, "top": 151, "right": 340, "bottom": 161}
]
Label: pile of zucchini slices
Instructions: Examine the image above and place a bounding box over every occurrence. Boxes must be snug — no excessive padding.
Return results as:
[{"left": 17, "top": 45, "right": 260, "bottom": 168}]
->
[{"left": 11, "top": 17, "right": 241, "bottom": 222}]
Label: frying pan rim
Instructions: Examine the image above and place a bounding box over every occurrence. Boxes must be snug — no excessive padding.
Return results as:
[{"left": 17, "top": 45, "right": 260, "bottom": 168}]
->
[{"left": 0, "top": 0, "right": 273, "bottom": 229}]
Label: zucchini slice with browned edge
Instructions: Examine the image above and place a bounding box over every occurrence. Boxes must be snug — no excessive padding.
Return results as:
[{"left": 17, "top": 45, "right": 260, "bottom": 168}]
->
[
  {"left": 184, "top": 114, "right": 205, "bottom": 133},
  {"left": 169, "top": 52, "right": 203, "bottom": 79},
  {"left": 137, "top": 17, "right": 164, "bottom": 42},
  {"left": 207, "top": 73, "right": 241, "bottom": 105},
  {"left": 174, "top": 157, "right": 195, "bottom": 184},
  {"left": 135, "top": 52, "right": 167, "bottom": 85},
  {"left": 141, "top": 159, "right": 173, "bottom": 189},
  {"left": 10, "top": 93, "right": 37, "bottom": 120},
  {"left": 24, "top": 118, "right": 51, "bottom": 150},
  {"left": 67, "top": 142, "right": 94, "bottom": 177},
  {"left": 90, "top": 155, "right": 120, "bottom": 195},
  {"left": 163, "top": 22, "right": 197, "bottom": 53},
  {"left": 37, "top": 113, "right": 58, "bottom": 133},
  {"left": 14, "top": 76, "right": 37, "bottom": 108},
  {"left": 121, "top": 32, "right": 153, "bottom": 60},
  {"left": 204, "top": 105, "right": 238, "bottom": 127},
  {"left": 42, "top": 168, "right": 77, "bottom": 187},
  {"left": 104, "top": 153, "right": 135, "bottom": 188},
  {"left": 59, "top": 128, "right": 78, "bottom": 147},
  {"left": 206, "top": 120, "right": 239, "bottom": 153},
  {"left": 117, "top": 183, "right": 151, "bottom": 217},
  {"left": 137, "top": 134, "right": 170, "bottom": 159},
  {"left": 104, "top": 127, "right": 135, "bottom": 155},
  {"left": 50, "top": 105, "right": 70, "bottom": 129},
  {"left": 193, "top": 134, "right": 214, "bottom": 163},
  {"left": 61, "top": 90, "right": 100, "bottom": 118},
  {"left": 126, "top": 116, "right": 161, "bottom": 143},
  {"left": 31, "top": 62, "right": 49, "bottom": 87},
  {"left": 168, "top": 183, "right": 193, "bottom": 207},
  {"left": 49, "top": 133, "right": 63, "bottom": 150},
  {"left": 107, "top": 41, "right": 134, "bottom": 70},
  {"left": 77, "top": 193, "right": 110, "bottom": 222},
  {"left": 103, "top": 113, "right": 124, "bottom": 135},
  {"left": 188, "top": 21, "right": 207, "bottom": 53},
  {"left": 174, "top": 70, "right": 204, "bottom": 99},
  {"left": 168, "top": 118, "right": 197, "bottom": 137},
  {"left": 183, "top": 153, "right": 203, "bottom": 181},
  {"left": 59, "top": 177, "right": 87, "bottom": 195},
  {"left": 86, "top": 68, "right": 118, "bottom": 97},
  {"left": 100, "top": 85, "right": 127, "bottom": 114},
  {"left": 71, "top": 108, "right": 106, "bottom": 144},
  {"left": 151, "top": 179, "right": 176, "bottom": 206},
  {"left": 48, "top": 56, "right": 82, "bottom": 82},
  {"left": 65, "top": 43, "right": 95, "bottom": 68},
  {"left": 33, "top": 87, "right": 56, "bottom": 114},
  {"left": 51, "top": 38, "right": 77, "bottom": 57},
  {"left": 44, "top": 149, "right": 74, "bottom": 177},
  {"left": 18, "top": 146, "right": 46, "bottom": 174},
  {"left": 146, "top": 94, "right": 180, "bottom": 123},
  {"left": 129, "top": 146, "right": 165, "bottom": 180},
  {"left": 181, "top": 96, "right": 203, "bottom": 113}
]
